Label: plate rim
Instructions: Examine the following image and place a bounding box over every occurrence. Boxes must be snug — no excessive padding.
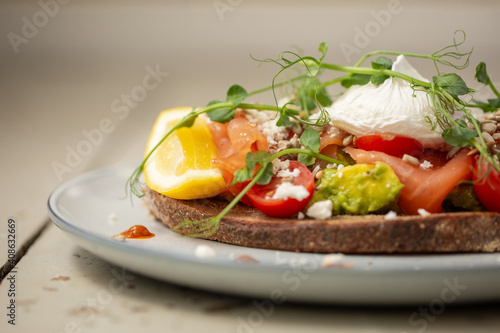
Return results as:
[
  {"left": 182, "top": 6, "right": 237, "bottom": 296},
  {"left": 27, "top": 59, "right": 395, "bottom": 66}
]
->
[{"left": 47, "top": 164, "right": 500, "bottom": 275}]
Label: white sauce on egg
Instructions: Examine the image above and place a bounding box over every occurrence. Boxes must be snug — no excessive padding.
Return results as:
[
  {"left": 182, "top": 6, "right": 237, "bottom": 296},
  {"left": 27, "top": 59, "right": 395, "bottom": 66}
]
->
[{"left": 327, "top": 55, "right": 444, "bottom": 148}]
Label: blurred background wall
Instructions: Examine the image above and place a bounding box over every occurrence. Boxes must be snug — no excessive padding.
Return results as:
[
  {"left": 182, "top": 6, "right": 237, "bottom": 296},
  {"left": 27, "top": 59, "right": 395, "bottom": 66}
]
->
[{"left": 1, "top": 0, "right": 499, "bottom": 242}]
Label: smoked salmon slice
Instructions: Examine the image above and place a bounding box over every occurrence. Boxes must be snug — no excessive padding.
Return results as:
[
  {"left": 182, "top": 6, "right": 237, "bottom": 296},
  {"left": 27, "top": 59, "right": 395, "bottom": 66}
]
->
[
  {"left": 344, "top": 147, "right": 474, "bottom": 215},
  {"left": 319, "top": 125, "right": 344, "bottom": 152},
  {"left": 208, "top": 116, "right": 268, "bottom": 189}
]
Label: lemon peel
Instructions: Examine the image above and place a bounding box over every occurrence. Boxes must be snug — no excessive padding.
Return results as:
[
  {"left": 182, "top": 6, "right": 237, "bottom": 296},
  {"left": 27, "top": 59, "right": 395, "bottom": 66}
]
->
[{"left": 143, "top": 107, "right": 226, "bottom": 200}]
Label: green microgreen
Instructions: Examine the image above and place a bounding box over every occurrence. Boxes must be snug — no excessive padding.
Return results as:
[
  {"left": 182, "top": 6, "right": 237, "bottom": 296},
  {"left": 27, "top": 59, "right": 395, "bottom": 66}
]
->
[
  {"left": 369, "top": 56, "right": 393, "bottom": 86},
  {"left": 233, "top": 150, "right": 272, "bottom": 185},
  {"left": 475, "top": 62, "right": 500, "bottom": 98},
  {"left": 371, "top": 56, "right": 393, "bottom": 70},
  {"left": 432, "top": 73, "right": 469, "bottom": 97},
  {"left": 352, "top": 30, "right": 472, "bottom": 74},
  {"left": 300, "top": 127, "right": 321, "bottom": 153},
  {"left": 251, "top": 42, "right": 332, "bottom": 125},
  {"left": 297, "top": 127, "right": 321, "bottom": 166},
  {"left": 471, "top": 99, "right": 498, "bottom": 113},
  {"left": 441, "top": 123, "right": 478, "bottom": 147},
  {"left": 205, "top": 100, "right": 235, "bottom": 123},
  {"left": 472, "top": 61, "right": 500, "bottom": 113},
  {"left": 340, "top": 73, "right": 371, "bottom": 88},
  {"left": 206, "top": 84, "right": 249, "bottom": 123},
  {"left": 489, "top": 98, "right": 500, "bottom": 108}
]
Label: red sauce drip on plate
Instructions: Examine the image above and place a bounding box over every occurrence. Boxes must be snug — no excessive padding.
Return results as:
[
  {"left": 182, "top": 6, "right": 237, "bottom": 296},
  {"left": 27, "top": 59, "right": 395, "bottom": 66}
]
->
[{"left": 120, "top": 225, "right": 155, "bottom": 239}]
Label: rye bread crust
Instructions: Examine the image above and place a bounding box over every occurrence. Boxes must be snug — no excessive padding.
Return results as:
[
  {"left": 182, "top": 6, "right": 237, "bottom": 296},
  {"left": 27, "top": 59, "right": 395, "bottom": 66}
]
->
[{"left": 144, "top": 188, "right": 500, "bottom": 253}]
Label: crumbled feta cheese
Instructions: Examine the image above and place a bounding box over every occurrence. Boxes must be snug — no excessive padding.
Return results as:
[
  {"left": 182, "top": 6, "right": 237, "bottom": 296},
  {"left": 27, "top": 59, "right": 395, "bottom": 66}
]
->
[
  {"left": 272, "top": 182, "right": 310, "bottom": 201},
  {"left": 195, "top": 245, "right": 216, "bottom": 259},
  {"left": 272, "top": 158, "right": 290, "bottom": 174},
  {"left": 420, "top": 160, "right": 433, "bottom": 170},
  {"left": 337, "top": 171, "right": 343, "bottom": 178},
  {"left": 263, "top": 127, "right": 288, "bottom": 145},
  {"left": 245, "top": 109, "right": 289, "bottom": 145},
  {"left": 108, "top": 213, "right": 117, "bottom": 225},
  {"left": 306, "top": 200, "right": 333, "bottom": 220},
  {"left": 384, "top": 210, "right": 398, "bottom": 220},
  {"left": 417, "top": 208, "right": 431, "bottom": 217},
  {"left": 297, "top": 212, "right": 305, "bottom": 219},
  {"left": 277, "top": 168, "right": 300, "bottom": 178}
]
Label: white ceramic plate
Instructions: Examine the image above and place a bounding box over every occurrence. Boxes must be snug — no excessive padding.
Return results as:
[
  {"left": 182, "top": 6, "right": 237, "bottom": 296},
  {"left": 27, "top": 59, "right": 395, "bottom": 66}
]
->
[{"left": 48, "top": 165, "right": 500, "bottom": 305}]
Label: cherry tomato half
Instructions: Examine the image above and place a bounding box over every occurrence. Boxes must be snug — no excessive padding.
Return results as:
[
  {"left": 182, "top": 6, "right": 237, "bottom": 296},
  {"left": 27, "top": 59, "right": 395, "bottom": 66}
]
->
[
  {"left": 246, "top": 161, "right": 314, "bottom": 218},
  {"left": 473, "top": 156, "right": 500, "bottom": 212},
  {"left": 355, "top": 134, "right": 424, "bottom": 157}
]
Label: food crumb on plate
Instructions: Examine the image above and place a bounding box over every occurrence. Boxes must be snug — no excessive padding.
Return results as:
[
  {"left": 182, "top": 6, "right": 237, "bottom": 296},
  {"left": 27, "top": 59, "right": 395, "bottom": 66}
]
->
[
  {"left": 108, "top": 213, "right": 117, "bottom": 225},
  {"left": 233, "top": 255, "right": 260, "bottom": 264},
  {"left": 195, "top": 245, "right": 216, "bottom": 259},
  {"left": 112, "top": 234, "right": 126, "bottom": 242},
  {"left": 51, "top": 276, "right": 70, "bottom": 281},
  {"left": 321, "top": 253, "right": 345, "bottom": 268},
  {"left": 274, "top": 252, "right": 310, "bottom": 267}
]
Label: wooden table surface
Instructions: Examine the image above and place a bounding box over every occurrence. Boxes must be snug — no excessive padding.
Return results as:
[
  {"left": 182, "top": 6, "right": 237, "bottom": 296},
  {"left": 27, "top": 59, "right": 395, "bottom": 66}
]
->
[{"left": 1, "top": 1, "right": 500, "bottom": 332}]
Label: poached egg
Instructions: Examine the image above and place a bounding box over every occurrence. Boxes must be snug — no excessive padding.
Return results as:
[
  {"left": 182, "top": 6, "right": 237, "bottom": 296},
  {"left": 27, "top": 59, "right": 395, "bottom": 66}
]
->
[{"left": 327, "top": 55, "right": 443, "bottom": 148}]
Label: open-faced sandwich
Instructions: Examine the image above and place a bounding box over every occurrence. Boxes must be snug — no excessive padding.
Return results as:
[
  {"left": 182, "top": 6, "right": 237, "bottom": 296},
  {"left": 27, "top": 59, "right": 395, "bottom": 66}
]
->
[{"left": 127, "top": 32, "right": 500, "bottom": 253}]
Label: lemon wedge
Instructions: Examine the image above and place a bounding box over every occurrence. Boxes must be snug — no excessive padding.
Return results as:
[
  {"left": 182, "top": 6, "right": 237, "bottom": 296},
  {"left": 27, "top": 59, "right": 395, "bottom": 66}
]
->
[{"left": 143, "top": 107, "right": 226, "bottom": 199}]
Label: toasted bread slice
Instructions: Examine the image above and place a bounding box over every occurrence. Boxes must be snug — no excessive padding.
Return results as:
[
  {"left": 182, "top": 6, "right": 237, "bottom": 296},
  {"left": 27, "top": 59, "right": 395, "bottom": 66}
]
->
[{"left": 144, "top": 188, "right": 500, "bottom": 253}]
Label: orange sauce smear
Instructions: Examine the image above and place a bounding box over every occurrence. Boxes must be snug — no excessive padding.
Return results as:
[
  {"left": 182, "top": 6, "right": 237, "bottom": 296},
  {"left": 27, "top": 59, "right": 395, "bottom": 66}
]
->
[{"left": 120, "top": 225, "right": 155, "bottom": 239}]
